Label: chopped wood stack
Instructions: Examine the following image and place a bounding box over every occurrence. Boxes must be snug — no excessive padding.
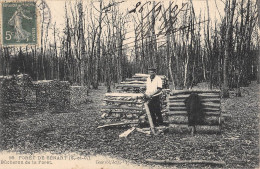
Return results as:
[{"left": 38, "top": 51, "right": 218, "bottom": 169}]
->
[
  {"left": 100, "top": 93, "right": 145, "bottom": 125},
  {"left": 100, "top": 73, "right": 169, "bottom": 127},
  {"left": 166, "top": 90, "right": 222, "bottom": 133},
  {"left": 117, "top": 73, "right": 169, "bottom": 93}
]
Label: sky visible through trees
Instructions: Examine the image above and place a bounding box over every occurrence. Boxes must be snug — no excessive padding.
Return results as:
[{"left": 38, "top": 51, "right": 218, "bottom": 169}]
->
[{"left": 0, "top": 0, "right": 258, "bottom": 96}]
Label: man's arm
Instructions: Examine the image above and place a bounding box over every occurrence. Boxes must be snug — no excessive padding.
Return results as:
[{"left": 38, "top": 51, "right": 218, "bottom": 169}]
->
[{"left": 150, "top": 87, "right": 162, "bottom": 97}]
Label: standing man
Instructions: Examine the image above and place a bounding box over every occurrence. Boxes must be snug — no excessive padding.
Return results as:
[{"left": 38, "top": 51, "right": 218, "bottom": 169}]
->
[{"left": 144, "top": 67, "right": 163, "bottom": 126}]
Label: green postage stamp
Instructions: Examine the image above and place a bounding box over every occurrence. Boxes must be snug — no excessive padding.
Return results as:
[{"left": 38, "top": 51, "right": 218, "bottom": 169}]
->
[{"left": 0, "top": 1, "right": 38, "bottom": 46}]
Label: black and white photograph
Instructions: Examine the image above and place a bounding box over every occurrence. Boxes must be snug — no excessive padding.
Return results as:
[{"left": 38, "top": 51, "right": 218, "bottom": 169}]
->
[{"left": 0, "top": 0, "right": 259, "bottom": 168}]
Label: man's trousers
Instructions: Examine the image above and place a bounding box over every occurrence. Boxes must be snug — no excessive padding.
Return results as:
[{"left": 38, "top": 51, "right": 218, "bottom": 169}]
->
[{"left": 148, "top": 96, "right": 163, "bottom": 126}]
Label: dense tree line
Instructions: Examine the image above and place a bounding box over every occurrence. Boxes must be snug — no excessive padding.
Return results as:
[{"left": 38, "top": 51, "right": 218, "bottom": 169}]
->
[{"left": 0, "top": 0, "right": 258, "bottom": 97}]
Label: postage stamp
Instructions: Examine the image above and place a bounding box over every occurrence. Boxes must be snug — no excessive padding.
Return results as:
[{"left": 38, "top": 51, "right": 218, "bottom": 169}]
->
[{"left": 0, "top": 1, "right": 38, "bottom": 46}]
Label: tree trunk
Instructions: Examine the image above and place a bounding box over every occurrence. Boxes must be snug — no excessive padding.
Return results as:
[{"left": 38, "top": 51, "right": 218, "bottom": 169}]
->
[
  {"left": 78, "top": 1, "right": 85, "bottom": 86},
  {"left": 223, "top": 0, "right": 236, "bottom": 98},
  {"left": 256, "top": 0, "right": 260, "bottom": 83},
  {"left": 93, "top": 0, "right": 103, "bottom": 89}
]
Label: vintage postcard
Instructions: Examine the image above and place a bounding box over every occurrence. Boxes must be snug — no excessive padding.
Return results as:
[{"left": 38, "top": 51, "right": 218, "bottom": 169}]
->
[{"left": 0, "top": 0, "right": 259, "bottom": 169}]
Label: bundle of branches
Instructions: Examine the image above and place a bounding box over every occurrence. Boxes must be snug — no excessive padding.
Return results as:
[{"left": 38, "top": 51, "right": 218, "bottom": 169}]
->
[
  {"left": 34, "top": 80, "right": 70, "bottom": 112},
  {"left": 70, "top": 86, "right": 88, "bottom": 106},
  {"left": 0, "top": 75, "right": 24, "bottom": 116},
  {"left": 48, "top": 80, "right": 70, "bottom": 112},
  {"left": 14, "top": 74, "right": 36, "bottom": 108}
]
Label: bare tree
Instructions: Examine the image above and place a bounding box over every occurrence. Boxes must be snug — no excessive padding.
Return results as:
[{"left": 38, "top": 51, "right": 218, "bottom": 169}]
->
[{"left": 223, "top": 0, "right": 236, "bottom": 97}]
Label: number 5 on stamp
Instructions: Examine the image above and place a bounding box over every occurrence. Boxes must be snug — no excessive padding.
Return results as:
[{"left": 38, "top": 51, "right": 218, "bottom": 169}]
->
[{"left": 0, "top": 1, "right": 38, "bottom": 46}]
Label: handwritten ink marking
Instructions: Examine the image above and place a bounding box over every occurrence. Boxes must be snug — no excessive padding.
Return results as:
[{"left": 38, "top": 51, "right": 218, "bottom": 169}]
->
[
  {"left": 129, "top": 2, "right": 141, "bottom": 13},
  {"left": 138, "top": 1, "right": 151, "bottom": 13},
  {"left": 130, "top": 1, "right": 191, "bottom": 41}
]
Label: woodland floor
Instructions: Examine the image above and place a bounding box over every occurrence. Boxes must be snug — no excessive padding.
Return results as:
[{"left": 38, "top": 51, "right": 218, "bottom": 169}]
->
[{"left": 0, "top": 82, "right": 259, "bottom": 168}]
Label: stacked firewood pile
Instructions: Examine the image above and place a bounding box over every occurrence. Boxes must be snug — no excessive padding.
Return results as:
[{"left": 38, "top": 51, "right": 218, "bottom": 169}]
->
[
  {"left": 117, "top": 73, "right": 169, "bottom": 93},
  {"left": 0, "top": 74, "right": 89, "bottom": 116},
  {"left": 0, "top": 76, "right": 22, "bottom": 115},
  {"left": 70, "top": 86, "right": 89, "bottom": 106},
  {"left": 100, "top": 93, "right": 145, "bottom": 126},
  {"left": 166, "top": 90, "right": 223, "bottom": 133},
  {"left": 100, "top": 73, "right": 170, "bottom": 128},
  {"left": 34, "top": 80, "right": 70, "bottom": 112},
  {"left": 0, "top": 74, "right": 35, "bottom": 116},
  {"left": 15, "top": 74, "right": 36, "bottom": 109}
]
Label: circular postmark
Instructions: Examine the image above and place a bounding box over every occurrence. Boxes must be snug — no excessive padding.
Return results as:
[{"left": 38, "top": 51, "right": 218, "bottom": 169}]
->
[{"left": 36, "top": 0, "right": 51, "bottom": 27}]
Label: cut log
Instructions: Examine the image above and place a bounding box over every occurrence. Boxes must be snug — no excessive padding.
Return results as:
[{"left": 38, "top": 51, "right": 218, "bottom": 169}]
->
[
  {"left": 130, "top": 78, "right": 147, "bottom": 81},
  {"left": 102, "top": 105, "right": 144, "bottom": 111},
  {"left": 195, "top": 125, "right": 221, "bottom": 133},
  {"left": 116, "top": 84, "right": 146, "bottom": 88},
  {"left": 171, "top": 90, "right": 220, "bottom": 95},
  {"left": 166, "top": 111, "right": 220, "bottom": 116},
  {"left": 168, "top": 98, "right": 220, "bottom": 103},
  {"left": 203, "top": 108, "right": 220, "bottom": 112},
  {"left": 168, "top": 107, "right": 187, "bottom": 111},
  {"left": 166, "top": 111, "right": 188, "bottom": 116},
  {"left": 168, "top": 102, "right": 220, "bottom": 109},
  {"left": 97, "top": 121, "right": 139, "bottom": 129},
  {"left": 169, "top": 95, "right": 220, "bottom": 100},
  {"left": 200, "top": 98, "right": 220, "bottom": 103},
  {"left": 167, "top": 116, "right": 220, "bottom": 125},
  {"left": 140, "top": 126, "right": 168, "bottom": 131},
  {"left": 203, "top": 102, "right": 220, "bottom": 108},
  {"left": 101, "top": 110, "right": 145, "bottom": 114},
  {"left": 169, "top": 124, "right": 220, "bottom": 133},
  {"left": 168, "top": 124, "right": 191, "bottom": 133},
  {"left": 199, "top": 93, "right": 220, "bottom": 97},
  {"left": 168, "top": 107, "right": 220, "bottom": 112},
  {"left": 168, "top": 102, "right": 185, "bottom": 106},
  {"left": 136, "top": 128, "right": 151, "bottom": 135},
  {"left": 120, "top": 81, "right": 145, "bottom": 84},
  {"left": 169, "top": 94, "right": 189, "bottom": 99},
  {"left": 134, "top": 73, "right": 166, "bottom": 79},
  {"left": 145, "top": 159, "right": 226, "bottom": 165},
  {"left": 105, "top": 93, "right": 143, "bottom": 97},
  {"left": 119, "top": 127, "right": 136, "bottom": 138},
  {"left": 104, "top": 99, "right": 143, "bottom": 104}
]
